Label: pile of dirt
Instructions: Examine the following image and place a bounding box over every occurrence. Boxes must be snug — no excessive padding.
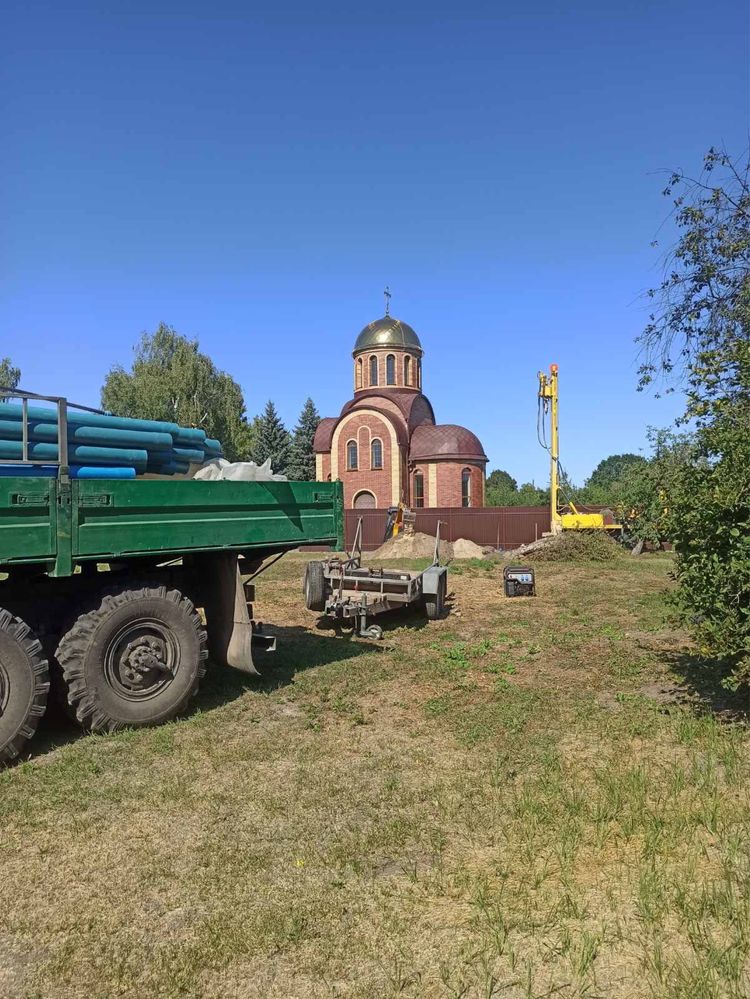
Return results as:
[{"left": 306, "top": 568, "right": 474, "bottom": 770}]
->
[
  {"left": 370, "top": 532, "right": 447, "bottom": 560},
  {"left": 451, "top": 538, "right": 485, "bottom": 560},
  {"left": 504, "top": 530, "right": 625, "bottom": 563},
  {"left": 370, "top": 533, "right": 487, "bottom": 561}
]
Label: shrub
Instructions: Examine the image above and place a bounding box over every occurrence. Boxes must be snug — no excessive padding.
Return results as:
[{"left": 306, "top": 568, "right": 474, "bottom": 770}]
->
[{"left": 528, "top": 531, "right": 625, "bottom": 563}]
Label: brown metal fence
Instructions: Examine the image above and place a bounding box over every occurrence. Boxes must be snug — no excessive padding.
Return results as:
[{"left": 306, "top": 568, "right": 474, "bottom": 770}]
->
[{"left": 344, "top": 507, "right": 552, "bottom": 551}]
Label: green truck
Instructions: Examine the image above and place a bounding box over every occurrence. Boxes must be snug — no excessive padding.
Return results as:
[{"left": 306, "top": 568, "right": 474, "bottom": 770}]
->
[{"left": 0, "top": 395, "right": 344, "bottom": 763}]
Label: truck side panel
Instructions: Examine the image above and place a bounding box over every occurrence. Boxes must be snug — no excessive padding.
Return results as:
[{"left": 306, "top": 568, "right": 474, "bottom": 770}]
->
[
  {"left": 72, "top": 479, "right": 343, "bottom": 559},
  {"left": 0, "top": 478, "right": 57, "bottom": 564}
]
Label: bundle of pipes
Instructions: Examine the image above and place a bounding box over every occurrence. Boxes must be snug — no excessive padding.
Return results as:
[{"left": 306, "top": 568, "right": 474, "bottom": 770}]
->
[{"left": 0, "top": 404, "right": 223, "bottom": 478}]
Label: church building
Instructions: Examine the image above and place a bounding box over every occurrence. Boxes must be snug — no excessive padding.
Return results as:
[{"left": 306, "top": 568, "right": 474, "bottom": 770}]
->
[{"left": 314, "top": 309, "right": 487, "bottom": 509}]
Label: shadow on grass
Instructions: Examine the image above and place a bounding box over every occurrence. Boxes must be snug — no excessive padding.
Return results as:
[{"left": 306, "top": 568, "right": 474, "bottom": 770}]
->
[
  {"left": 198, "top": 623, "right": 377, "bottom": 707},
  {"left": 27, "top": 708, "right": 81, "bottom": 759},
  {"left": 20, "top": 624, "right": 376, "bottom": 764},
  {"left": 655, "top": 648, "right": 749, "bottom": 721},
  {"left": 311, "top": 603, "right": 434, "bottom": 640}
]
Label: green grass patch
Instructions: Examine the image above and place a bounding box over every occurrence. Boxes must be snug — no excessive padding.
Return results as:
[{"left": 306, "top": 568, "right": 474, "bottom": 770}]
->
[{"left": 1, "top": 553, "right": 748, "bottom": 999}]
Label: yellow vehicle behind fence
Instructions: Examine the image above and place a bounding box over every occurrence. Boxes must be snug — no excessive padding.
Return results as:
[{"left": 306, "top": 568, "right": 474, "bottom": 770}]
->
[{"left": 538, "top": 364, "right": 622, "bottom": 535}]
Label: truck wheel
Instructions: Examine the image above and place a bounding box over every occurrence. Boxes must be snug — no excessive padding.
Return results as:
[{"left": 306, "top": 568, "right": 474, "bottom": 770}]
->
[
  {"left": 424, "top": 574, "right": 447, "bottom": 621},
  {"left": 303, "top": 561, "right": 327, "bottom": 612},
  {"left": 0, "top": 608, "right": 50, "bottom": 764},
  {"left": 56, "top": 586, "right": 208, "bottom": 733}
]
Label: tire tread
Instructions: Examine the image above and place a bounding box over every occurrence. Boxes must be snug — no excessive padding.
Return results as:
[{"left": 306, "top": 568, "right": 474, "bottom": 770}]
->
[
  {"left": 55, "top": 583, "right": 207, "bottom": 733},
  {"left": 0, "top": 608, "right": 50, "bottom": 764}
]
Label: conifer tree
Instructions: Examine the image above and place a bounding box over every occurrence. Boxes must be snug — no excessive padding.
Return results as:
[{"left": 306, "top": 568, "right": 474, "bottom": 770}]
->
[
  {"left": 286, "top": 397, "right": 320, "bottom": 480},
  {"left": 249, "top": 400, "right": 291, "bottom": 473}
]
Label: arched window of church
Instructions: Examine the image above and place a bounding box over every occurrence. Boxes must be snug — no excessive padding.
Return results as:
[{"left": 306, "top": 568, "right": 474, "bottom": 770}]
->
[
  {"left": 417, "top": 358, "right": 422, "bottom": 388},
  {"left": 347, "top": 440, "right": 358, "bottom": 470},
  {"left": 413, "top": 472, "right": 425, "bottom": 508},
  {"left": 356, "top": 358, "right": 363, "bottom": 389},
  {"left": 371, "top": 438, "right": 383, "bottom": 469},
  {"left": 461, "top": 468, "right": 472, "bottom": 508},
  {"left": 369, "top": 355, "right": 378, "bottom": 386},
  {"left": 354, "top": 490, "right": 376, "bottom": 509},
  {"left": 404, "top": 355, "right": 412, "bottom": 385},
  {"left": 386, "top": 354, "right": 396, "bottom": 385}
]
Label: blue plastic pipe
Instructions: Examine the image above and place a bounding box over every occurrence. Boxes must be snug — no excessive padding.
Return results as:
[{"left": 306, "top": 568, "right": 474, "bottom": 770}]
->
[
  {"left": 145, "top": 459, "right": 189, "bottom": 475},
  {"left": 1, "top": 403, "right": 184, "bottom": 437},
  {"left": 0, "top": 440, "right": 148, "bottom": 470},
  {"left": 0, "top": 464, "right": 58, "bottom": 477},
  {"left": 70, "top": 465, "right": 136, "bottom": 479},
  {"left": 172, "top": 428, "right": 208, "bottom": 444},
  {"left": 0, "top": 418, "right": 173, "bottom": 451},
  {"left": 170, "top": 446, "right": 206, "bottom": 463}
]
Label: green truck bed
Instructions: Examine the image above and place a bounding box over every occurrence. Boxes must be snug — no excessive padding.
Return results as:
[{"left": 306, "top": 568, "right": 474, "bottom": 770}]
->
[{"left": 0, "top": 476, "right": 344, "bottom": 576}]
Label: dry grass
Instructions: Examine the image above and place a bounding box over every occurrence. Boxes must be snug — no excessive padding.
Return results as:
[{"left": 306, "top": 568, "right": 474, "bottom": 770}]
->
[{"left": 1, "top": 553, "right": 749, "bottom": 998}]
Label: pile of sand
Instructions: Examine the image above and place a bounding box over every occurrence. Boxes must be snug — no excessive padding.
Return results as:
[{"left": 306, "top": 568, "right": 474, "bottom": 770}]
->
[
  {"left": 370, "top": 532, "right": 446, "bottom": 560},
  {"left": 370, "top": 533, "right": 486, "bottom": 561},
  {"left": 451, "top": 538, "right": 485, "bottom": 559}
]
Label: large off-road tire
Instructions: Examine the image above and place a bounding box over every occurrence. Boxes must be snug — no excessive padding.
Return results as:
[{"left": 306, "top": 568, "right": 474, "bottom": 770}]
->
[
  {"left": 303, "top": 561, "right": 327, "bottom": 613},
  {"left": 0, "top": 608, "right": 50, "bottom": 764},
  {"left": 424, "top": 573, "right": 447, "bottom": 621},
  {"left": 56, "top": 585, "right": 208, "bottom": 733}
]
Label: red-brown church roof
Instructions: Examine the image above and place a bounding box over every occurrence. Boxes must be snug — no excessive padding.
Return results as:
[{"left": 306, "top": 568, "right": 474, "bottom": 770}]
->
[
  {"left": 312, "top": 417, "right": 338, "bottom": 452},
  {"left": 340, "top": 389, "right": 435, "bottom": 430},
  {"left": 410, "top": 424, "right": 487, "bottom": 463}
]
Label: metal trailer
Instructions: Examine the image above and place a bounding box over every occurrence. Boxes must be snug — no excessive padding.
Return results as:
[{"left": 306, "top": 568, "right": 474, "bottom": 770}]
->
[
  {"left": 303, "top": 518, "right": 448, "bottom": 639},
  {"left": 0, "top": 391, "right": 344, "bottom": 764}
]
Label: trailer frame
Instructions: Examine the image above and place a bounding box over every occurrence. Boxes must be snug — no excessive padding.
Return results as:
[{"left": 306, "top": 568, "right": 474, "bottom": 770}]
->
[{"left": 305, "top": 518, "right": 448, "bottom": 638}]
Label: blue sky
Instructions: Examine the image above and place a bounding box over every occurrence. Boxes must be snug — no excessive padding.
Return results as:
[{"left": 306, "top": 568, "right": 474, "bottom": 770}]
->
[{"left": 2, "top": 1, "right": 748, "bottom": 485}]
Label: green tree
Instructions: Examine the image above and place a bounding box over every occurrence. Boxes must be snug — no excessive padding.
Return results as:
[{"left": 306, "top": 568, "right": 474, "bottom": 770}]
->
[
  {"left": 609, "top": 437, "right": 679, "bottom": 547},
  {"left": 286, "top": 397, "right": 320, "bottom": 481},
  {"left": 101, "top": 324, "right": 252, "bottom": 461},
  {"left": 639, "top": 147, "right": 750, "bottom": 686},
  {"left": 250, "top": 400, "right": 291, "bottom": 474},
  {"left": 0, "top": 357, "right": 21, "bottom": 393},
  {"left": 485, "top": 468, "right": 518, "bottom": 506},
  {"left": 664, "top": 413, "right": 750, "bottom": 685},
  {"left": 487, "top": 469, "right": 517, "bottom": 492},
  {"left": 485, "top": 468, "right": 549, "bottom": 508},
  {"left": 586, "top": 453, "right": 646, "bottom": 493},
  {"left": 516, "top": 481, "right": 550, "bottom": 507}
]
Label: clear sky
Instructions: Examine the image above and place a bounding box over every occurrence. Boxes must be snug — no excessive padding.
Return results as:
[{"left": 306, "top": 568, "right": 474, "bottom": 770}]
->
[{"left": 2, "top": 1, "right": 748, "bottom": 485}]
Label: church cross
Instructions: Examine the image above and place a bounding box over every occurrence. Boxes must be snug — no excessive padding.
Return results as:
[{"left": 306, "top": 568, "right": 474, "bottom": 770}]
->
[{"left": 384, "top": 286, "right": 391, "bottom": 317}]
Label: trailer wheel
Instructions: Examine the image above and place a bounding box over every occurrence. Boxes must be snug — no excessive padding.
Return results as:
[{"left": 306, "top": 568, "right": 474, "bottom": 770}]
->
[
  {"left": 56, "top": 586, "right": 208, "bottom": 733},
  {"left": 424, "top": 574, "right": 447, "bottom": 621},
  {"left": 0, "top": 608, "right": 50, "bottom": 764},
  {"left": 303, "top": 561, "right": 327, "bottom": 612}
]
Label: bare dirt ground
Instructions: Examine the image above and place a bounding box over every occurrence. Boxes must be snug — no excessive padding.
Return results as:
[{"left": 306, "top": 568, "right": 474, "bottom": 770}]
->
[{"left": 1, "top": 552, "right": 748, "bottom": 999}]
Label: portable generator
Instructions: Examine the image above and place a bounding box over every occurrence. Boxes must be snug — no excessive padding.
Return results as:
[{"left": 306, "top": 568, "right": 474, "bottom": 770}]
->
[{"left": 503, "top": 565, "right": 535, "bottom": 597}]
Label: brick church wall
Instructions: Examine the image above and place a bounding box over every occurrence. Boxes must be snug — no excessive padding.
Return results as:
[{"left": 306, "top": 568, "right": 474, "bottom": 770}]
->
[
  {"left": 354, "top": 349, "right": 422, "bottom": 393},
  {"left": 332, "top": 412, "right": 400, "bottom": 508},
  {"left": 435, "top": 461, "right": 485, "bottom": 507}
]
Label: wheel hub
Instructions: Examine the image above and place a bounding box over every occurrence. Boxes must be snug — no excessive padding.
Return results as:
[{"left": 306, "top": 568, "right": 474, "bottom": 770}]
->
[
  {"left": 104, "top": 620, "right": 178, "bottom": 701},
  {"left": 119, "top": 636, "right": 171, "bottom": 689}
]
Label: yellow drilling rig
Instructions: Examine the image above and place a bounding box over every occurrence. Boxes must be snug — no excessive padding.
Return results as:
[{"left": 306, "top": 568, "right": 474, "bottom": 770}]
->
[{"left": 538, "top": 364, "right": 622, "bottom": 534}]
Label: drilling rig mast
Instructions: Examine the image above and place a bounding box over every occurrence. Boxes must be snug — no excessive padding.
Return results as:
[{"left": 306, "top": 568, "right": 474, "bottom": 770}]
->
[{"left": 538, "top": 364, "right": 621, "bottom": 534}]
